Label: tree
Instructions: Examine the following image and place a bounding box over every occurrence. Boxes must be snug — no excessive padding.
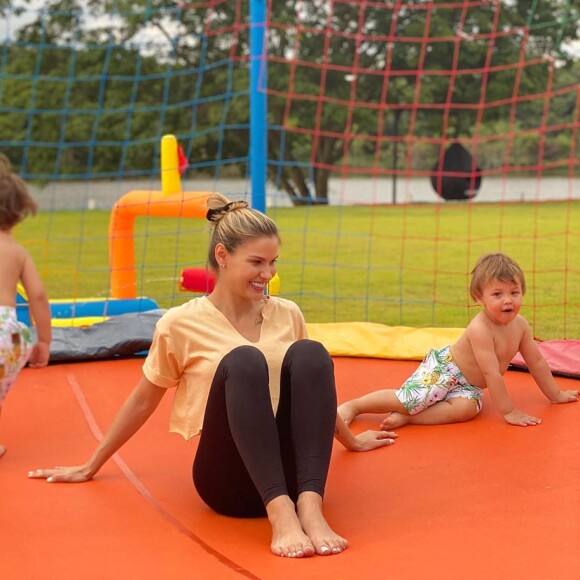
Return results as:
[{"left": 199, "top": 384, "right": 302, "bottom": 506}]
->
[
  {"left": 266, "top": 0, "right": 580, "bottom": 203},
  {"left": 1, "top": 0, "right": 252, "bottom": 181},
  {"left": 1, "top": 0, "right": 578, "bottom": 200}
]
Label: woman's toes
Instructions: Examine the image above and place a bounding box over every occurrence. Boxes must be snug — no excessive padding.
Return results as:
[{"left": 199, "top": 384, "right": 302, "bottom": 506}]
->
[{"left": 316, "top": 540, "right": 347, "bottom": 555}]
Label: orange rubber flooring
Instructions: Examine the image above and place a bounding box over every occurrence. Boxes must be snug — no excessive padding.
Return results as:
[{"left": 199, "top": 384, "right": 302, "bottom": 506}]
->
[{"left": 1, "top": 357, "right": 579, "bottom": 580}]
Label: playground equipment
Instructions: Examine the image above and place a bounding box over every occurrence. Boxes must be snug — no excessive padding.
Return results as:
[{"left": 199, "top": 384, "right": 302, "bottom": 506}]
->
[
  {"left": 17, "top": 135, "right": 209, "bottom": 328},
  {"left": 16, "top": 285, "right": 159, "bottom": 328},
  {"left": 179, "top": 269, "right": 281, "bottom": 295},
  {"left": 109, "top": 135, "right": 211, "bottom": 299},
  {"left": 18, "top": 134, "right": 275, "bottom": 334},
  {"left": 179, "top": 268, "right": 216, "bottom": 293}
]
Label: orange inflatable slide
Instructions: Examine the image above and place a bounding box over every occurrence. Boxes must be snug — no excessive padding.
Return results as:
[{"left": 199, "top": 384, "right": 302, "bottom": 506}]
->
[{"left": 109, "top": 135, "right": 211, "bottom": 299}]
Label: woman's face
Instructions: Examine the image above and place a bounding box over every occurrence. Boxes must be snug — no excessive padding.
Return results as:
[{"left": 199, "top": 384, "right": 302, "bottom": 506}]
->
[{"left": 217, "top": 235, "right": 279, "bottom": 301}]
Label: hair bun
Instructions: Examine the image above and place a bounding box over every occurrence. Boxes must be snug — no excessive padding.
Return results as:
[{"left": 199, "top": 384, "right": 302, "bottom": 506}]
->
[{"left": 206, "top": 200, "right": 249, "bottom": 222}]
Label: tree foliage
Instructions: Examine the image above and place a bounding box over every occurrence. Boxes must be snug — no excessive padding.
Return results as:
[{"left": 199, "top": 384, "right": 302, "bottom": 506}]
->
[{"left": 1, "top": 0, "right": 578, "bottom": 200}]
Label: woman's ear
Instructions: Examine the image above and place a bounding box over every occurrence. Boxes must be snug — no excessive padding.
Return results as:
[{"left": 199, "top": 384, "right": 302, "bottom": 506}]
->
[{"left": 214, "top": 243, "right": 228, "bottom": 268}]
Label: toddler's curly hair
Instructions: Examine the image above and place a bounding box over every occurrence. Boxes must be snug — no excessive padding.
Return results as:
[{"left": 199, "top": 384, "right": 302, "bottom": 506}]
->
[
  {"left": 0, "top": 154, "right": 38, "bottom": 231},
  {"left": 470, "top": 253, "right": 526, "bottom": 301}
]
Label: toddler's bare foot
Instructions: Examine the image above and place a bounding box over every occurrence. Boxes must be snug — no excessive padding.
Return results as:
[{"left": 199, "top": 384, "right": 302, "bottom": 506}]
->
[
  {"left": 297, "top": 491, "right": 348, "bottom": 556},
  {"left": 267, "top": 495, "right": 315, "bottom": 558},
  {"left": 381, "top": 412, "right": 410, "bottom": 429},
  {"left": 0, "top": 444, "right": 6, "bottom": 459},
  {"left": 337, "top": 402, "right": 359, "bottom": 426}
]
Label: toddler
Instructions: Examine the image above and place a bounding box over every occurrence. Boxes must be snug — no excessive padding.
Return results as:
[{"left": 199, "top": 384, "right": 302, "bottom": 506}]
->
[
  {"left": 0, "top": 155, "right": 51, "bottom": 458},
  {"left": 338, "top": 253, "right": 579, "bottom": 429}
]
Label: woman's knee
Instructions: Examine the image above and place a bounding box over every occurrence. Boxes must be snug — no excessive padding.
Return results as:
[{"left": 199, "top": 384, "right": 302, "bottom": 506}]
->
[
  {"left": 221, "top": 345, "right": 268, "bottom": 380},
  {"left": 223, "top": 344, "right": 265, "bottom": 364},
  {"left": 285, "top": 339, "right": 333, "bottom": 371}
]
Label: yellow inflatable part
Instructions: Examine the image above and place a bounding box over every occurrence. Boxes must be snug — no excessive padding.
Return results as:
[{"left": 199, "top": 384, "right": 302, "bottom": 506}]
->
[
  {"left": 306, "top": 321, "right": 464, "bottom": 360},
  {"left": 17, "top": 282, "right": 27, "bottom": 299},
  {"left": 51, "top": 316, "right": 110, "bottom": 328},
  {"left": 161, "top": 134, "right": 182, "bottom": 196},
  {"left": 268, "top": 273, "right": 281, "bottom": 295},
  {"left": 46, "top": 317, "right": 462, "bottom": 359}
]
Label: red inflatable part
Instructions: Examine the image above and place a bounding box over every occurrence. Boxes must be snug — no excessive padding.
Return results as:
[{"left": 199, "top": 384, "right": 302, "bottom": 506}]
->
[
  {"left": 179, "top": 268, "right": 216, "bottom": 293},
  {"left": 511, "top": 339, "right": 580, "bottom": 379}
]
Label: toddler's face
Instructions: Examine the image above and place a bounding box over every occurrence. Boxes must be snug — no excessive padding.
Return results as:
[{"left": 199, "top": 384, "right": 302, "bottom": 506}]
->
[{"left": 477, "top": 277, "right": 523, "bottom": 325}]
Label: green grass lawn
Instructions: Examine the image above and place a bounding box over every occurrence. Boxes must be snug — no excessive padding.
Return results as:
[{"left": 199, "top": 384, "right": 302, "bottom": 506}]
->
[{"left": 15, "top": 201, "right": 580, "bottom": 340}]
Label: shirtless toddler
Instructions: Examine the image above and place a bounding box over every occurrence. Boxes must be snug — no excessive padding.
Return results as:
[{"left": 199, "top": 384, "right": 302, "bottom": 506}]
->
[{"left": 338, "top": 253, "right": 579, "bottom": 429}]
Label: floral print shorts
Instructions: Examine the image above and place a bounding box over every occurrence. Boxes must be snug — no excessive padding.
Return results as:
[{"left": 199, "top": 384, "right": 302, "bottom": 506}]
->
[
  {"left": 394, "top": 345, "right": 483, "bottom": 415},
  {"left": 0, "top": 306, "right": 34, "bottom": 402}
]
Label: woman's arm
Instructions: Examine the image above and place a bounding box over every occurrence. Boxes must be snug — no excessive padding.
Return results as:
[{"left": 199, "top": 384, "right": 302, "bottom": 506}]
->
[
  {"left": 28, "top": 375, "right": 166, "bottom": 482},
  {"left": 333, "top": 413, "right": 397, "bottom": 452}
]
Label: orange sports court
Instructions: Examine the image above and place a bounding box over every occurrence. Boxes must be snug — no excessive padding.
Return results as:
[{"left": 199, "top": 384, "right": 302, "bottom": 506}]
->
[{"left": 2, "top": 350, "right": 579, "bottom": 580}]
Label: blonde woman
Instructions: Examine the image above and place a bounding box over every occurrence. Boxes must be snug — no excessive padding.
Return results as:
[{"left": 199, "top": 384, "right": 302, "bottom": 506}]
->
[{"left": 30, "top": 193, "right": 395, "bottom": 558}]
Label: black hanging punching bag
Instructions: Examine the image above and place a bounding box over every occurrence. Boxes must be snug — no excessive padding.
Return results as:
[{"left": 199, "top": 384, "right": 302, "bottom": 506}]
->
[{"left": 430, "top": 142, "right": 482, "bottom": 201}]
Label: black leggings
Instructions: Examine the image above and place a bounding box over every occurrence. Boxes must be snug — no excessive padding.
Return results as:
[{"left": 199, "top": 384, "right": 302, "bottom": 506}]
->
[{"left": 192, "top": 339, "right": 337, "bottom": 518}]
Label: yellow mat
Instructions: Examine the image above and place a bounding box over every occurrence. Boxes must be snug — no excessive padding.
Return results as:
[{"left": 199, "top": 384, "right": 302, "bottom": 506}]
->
[{"left": 306, "top": 321, "right": 464, "bottom": 360}]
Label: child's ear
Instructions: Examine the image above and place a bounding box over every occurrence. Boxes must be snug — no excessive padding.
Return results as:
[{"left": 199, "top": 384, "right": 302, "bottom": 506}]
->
[{"left": 473, "top": 293, "right": 484, "bottom": 306}]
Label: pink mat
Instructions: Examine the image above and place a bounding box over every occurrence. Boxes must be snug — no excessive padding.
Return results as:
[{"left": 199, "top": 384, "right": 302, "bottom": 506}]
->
[{"left": 511, "top": 340, "right": 580, "bottom": 379}]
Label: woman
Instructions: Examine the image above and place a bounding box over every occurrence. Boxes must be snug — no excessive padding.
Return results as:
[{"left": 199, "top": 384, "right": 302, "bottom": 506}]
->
[{"left": 29, "top": 194, "right": 396, "bottom": 558}]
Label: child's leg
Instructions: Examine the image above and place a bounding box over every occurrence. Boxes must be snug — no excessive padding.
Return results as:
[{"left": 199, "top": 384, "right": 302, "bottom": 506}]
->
[
  {"left": 381, "top": 397, "right": 480, "bottom": 429},
  {"left": 338, "top": 389, "right": 408, "bottom": 425}
]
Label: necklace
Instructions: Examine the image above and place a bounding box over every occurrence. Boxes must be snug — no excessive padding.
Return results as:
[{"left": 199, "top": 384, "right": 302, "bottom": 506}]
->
[{"left": 255, "top": 297, "right": 268, "bottom": 325}]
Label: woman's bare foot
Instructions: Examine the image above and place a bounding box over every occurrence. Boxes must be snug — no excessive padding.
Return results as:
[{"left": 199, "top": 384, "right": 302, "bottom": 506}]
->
[
  {"left": 381, "top": 412, "right": 410, "bottom": 429},
  {"left": 267, "top": 495, "right": 315, "bottom": 558},
  {"left": 337, "top": 402, "right": 359, "bottom": 426},
  {"left": 297, "top": 492, "right": 347, "bottom": 556},
  {"left": 0, "top": 444, "right": 6, "bottom": 459}
]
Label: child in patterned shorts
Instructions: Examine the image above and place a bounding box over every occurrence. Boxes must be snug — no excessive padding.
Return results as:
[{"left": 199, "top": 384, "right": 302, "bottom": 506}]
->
[
  {"left": 0, "top": 155, "right": 51, "bottom": 458},
  {"left": 338, "top": 253, "right": 579, "bottom": 429}
]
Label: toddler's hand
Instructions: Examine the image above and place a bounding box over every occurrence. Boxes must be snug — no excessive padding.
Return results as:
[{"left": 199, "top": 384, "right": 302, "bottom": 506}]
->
[
  {"left": 28, "top": 341, "right": 50, "bottom": 368},
  {"left": 552, "top": 390, "right": 580, "bottom": 404},
  {"left": 503, "top": 409, "right": 541, "bottom": 427}
]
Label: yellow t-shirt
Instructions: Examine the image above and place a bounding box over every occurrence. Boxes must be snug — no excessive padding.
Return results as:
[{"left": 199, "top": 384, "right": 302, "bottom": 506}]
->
[{"left": 142, "top": 296, "right": 308, "bottom": 440}]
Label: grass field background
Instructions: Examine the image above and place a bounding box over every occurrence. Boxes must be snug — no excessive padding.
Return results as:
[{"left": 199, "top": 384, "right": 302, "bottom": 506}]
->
[{"left": 15, "top": 200, "right": 580, "bottom": 340}]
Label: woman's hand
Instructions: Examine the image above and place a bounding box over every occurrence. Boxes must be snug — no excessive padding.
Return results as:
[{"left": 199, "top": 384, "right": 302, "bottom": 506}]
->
[
  {"left": 353, "top": 430, "right": 398, "bottom": 452},
  {"left": 28, "top": 376, "right": 166, "bottom": 483},
  {"left": 28, "top": 464, "right": 94, "bottom": 483},
  {"left": 334, "top": 411, "right": 398, "bottom": 452}
]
